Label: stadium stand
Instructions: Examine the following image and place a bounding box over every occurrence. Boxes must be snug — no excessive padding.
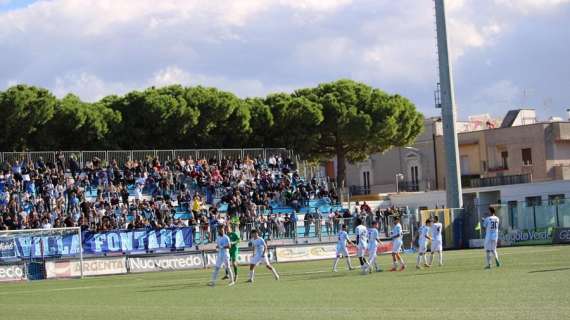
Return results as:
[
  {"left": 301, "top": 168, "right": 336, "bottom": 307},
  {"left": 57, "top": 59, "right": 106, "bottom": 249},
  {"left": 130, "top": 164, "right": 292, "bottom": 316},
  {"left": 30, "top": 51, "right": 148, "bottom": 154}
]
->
[{"left": 0, "top": 150, "right": 359, "bottom": 243}]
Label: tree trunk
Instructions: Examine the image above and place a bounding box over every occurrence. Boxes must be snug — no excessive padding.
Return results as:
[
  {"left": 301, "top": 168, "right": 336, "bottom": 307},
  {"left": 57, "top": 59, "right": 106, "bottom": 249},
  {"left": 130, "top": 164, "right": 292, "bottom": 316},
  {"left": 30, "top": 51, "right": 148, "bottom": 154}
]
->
[{"left": 336, "top": 148, "right": 346, "bottom": 192}]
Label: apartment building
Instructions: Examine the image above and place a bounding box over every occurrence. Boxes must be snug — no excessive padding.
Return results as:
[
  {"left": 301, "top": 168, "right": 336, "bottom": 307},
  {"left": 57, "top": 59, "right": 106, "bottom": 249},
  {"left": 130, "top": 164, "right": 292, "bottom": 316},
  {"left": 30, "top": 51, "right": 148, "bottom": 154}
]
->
[{"left": 344, "top": 109, "right": 570, "bottom": 201}]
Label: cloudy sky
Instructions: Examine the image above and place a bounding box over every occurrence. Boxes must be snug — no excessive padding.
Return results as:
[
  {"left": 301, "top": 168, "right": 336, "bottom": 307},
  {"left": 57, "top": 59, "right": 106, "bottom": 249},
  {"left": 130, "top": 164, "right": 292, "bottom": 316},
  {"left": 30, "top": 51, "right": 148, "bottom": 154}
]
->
[{"left": 0, "top": 0, "right": 569, "bottom": 119}]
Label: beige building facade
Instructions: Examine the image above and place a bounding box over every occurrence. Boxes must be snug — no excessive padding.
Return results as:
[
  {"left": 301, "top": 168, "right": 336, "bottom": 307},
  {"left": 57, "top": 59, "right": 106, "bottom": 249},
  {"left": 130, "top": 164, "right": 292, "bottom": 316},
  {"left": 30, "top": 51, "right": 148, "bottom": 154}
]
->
[
  {"left": 343, "top": 109, "right": 570, "bottom": 196},
  {"left": 436, "top": 121, "right": 570, "bottom": 189}
]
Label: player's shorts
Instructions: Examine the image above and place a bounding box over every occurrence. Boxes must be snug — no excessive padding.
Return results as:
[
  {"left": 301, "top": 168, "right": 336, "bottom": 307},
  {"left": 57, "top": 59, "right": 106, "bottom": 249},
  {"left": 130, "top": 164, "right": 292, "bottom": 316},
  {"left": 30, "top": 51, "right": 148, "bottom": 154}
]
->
[
  {"left": 484, "top": 239, "right": 497, "bottom": 251},
  {"left": 215, "top": 253, "right": 230, "bottom": 268},
  {"left": 229, "top": 250, "right": 238, "bottom": 262},
  {"left": 418, "top": 241, "right": 428, "bottom": 254},
  {"left": 250, "top": 254, "right": 270, "bottom": 266},
  {"left": 431, "top": 240, "right": 442, "bottom": 252},
  {"left": 392, "top": 239, "right": 403, "bottom": 253},
  {"left": 336, "top": 245, "right": 349, "bottom": 257},
  {"left": 357, "top": 245, "right": 367, "bottom": 257}
]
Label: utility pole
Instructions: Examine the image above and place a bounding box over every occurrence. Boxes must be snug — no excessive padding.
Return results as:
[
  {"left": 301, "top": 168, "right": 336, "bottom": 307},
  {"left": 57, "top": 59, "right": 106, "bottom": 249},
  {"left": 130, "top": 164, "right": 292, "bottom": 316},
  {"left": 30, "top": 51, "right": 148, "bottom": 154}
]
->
[{"left": 435, "top": 0, "right": 463, "bottom": 208}]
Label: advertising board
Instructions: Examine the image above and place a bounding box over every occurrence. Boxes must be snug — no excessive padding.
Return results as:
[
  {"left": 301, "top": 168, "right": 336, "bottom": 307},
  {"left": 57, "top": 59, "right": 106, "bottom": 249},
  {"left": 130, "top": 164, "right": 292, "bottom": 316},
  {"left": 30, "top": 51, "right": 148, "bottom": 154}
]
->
[
  {"left": 128, "top": 253, "right": 205, "bottom": 273},
  {"left": 45, "top": 257, "right": 127, "bottom": 278},
  {"left": 0, "top": 264, "right": 26, "bottom": 282}
]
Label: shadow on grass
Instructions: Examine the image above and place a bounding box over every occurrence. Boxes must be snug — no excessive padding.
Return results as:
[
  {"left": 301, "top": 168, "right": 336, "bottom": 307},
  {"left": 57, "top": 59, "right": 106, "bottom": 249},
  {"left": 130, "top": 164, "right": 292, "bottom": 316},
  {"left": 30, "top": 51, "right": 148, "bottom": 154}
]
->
[
  {"left": 528, "top": 267, "right": 570, "bottom": 274},
  {"left": 282, "top": 272, "right": 349, "bottom": 283},
  {"left": 401, "top": 269, "right": 464, "bottom": 277},
  {"left": 136, "top": 282, "right": 205, "bottom": 293}
]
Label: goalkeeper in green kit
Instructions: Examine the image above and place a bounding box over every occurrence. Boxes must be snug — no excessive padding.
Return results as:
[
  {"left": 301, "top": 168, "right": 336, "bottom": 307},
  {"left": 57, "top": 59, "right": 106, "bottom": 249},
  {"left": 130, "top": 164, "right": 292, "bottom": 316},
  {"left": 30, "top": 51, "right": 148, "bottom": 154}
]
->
[{"left": 223, "top": 224, "right": 240, "bottom": 281}]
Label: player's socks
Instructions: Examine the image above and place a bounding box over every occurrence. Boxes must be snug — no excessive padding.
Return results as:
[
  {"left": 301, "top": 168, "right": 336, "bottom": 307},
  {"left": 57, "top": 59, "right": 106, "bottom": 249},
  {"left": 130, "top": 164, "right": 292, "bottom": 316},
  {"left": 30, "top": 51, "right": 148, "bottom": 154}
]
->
[
  {"left": 346, "top": 258, "right": 354, "bottom": 270},
  {"left": 416, "top": 254, "right": 421, "bottom": 266},
  {"left": 248, "top": 270, "right": 255, "bottom": 282},
  {"left": 333, "top": 258, "right": 340, "bottom": 271},
  {"left": 211, "top": 267, "right": 220, "bottom": 284},
  {"left": 228, "top": 267, "right": 235, "bottom": 283},
  {"left": 485, "top": 251, "right": 491, "bottom": 267},
  {"left": 390, "top": 261, "right": 398, "bottom": 271},
  {"left": 428, "top": 254, "right": 434, "bottom": 265},
  {"left": 233, "top": 265, "right": 238, "bottom": 277},
  {"left": 493, "top": 251, "right": 500, "bottom": 267},
  {"left": 270, "top": 267, "right": 279, "bottom": 280},
  {"left": 438, "top": 253, "right": 443, "bottom": 266}
]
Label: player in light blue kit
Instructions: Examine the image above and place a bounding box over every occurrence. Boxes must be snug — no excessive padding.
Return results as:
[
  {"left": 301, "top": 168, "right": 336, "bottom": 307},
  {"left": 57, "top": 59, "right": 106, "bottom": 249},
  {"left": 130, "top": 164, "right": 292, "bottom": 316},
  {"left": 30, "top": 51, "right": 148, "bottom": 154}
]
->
[
  {"left": 483, "top": 207, "right": 501, "bottom": 269},
  {"left": 208, "top": 227, "right": 235, "bottom": 287},
  {"left": 390, "top": 217, "right": 406, "bottom": 271},
  {"left": 247, "top": 229, "right": 279, "bottom": 283},
  {"left": 333, "top": 224, "right": 354, "bottom": 272},
  {"left": 366, "top": 220, "right": 383, "bottom": 273},
  {"left": 415, "top": 219, "right": 432, "bottom": 269},
  {"left": 355, "top": 219, "right": 370, "bottom": 274},
  {"left": 428, "top": 216, "right": 444, "bottom": 267}
]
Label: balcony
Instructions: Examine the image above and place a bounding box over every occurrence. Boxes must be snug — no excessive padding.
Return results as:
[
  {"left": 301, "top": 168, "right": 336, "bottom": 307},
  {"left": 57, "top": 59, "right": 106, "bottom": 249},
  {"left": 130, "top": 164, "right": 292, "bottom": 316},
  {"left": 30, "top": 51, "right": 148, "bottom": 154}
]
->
[
  {"left": 349, "top": 185, "right": 371, "bottom": 196},
  {"left": 465, "top": 173, "right": 531, "bottom": 188},
  {"left": 487, "top": 166, "right": 508, "bottom": 172},
  {"left": 399, "top": 180, "right": 435, "bottom": 192}
]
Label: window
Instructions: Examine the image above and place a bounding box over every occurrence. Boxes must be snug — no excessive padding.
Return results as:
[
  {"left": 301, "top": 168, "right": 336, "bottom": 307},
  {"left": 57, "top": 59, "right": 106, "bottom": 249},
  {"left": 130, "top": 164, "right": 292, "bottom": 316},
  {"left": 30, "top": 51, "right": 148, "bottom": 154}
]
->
[
  {"left": 525, "top": 196, "right": 542, "bottom": 207},
  {"left": 411, "top": 166, "right": 419, "bottom": 183},
  {"left": 362, "top": 171, "right": 370, "bottom": 192},
  {"left": 501, "top": 151, "right": 509, "bottom": 169},
  {"left": 522, "top": 148, "right": 532, "bottom": 165},
  {"left": 460, "top": 155, "right": 470, "bottom": 175},
  {"left": 549, "top": 194, "right": 565, "bottom": 205}
]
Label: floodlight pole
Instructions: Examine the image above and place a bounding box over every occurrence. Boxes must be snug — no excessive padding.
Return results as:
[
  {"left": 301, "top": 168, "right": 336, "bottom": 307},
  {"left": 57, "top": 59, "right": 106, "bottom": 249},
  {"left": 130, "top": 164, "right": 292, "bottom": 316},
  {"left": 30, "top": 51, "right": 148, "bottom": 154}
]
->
[{"left": 435, "top": 0, "right": 463, "bottom": 209}]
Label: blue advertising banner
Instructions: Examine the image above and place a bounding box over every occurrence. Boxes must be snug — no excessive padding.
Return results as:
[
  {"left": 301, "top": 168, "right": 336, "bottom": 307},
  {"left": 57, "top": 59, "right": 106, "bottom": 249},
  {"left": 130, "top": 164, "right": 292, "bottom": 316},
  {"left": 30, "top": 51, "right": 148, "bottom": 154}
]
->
[
  {"left": 0, "top": 228, "right": 193, "bottom": 261},
  {"left": 82, "top": 228, "right": 193, "bottom": 255},
  {"left": 5, "top": 234, "right": 81, "bottom": 260},
  {"left": 0, "top": 238, "right": 17, "bottom": 258}
]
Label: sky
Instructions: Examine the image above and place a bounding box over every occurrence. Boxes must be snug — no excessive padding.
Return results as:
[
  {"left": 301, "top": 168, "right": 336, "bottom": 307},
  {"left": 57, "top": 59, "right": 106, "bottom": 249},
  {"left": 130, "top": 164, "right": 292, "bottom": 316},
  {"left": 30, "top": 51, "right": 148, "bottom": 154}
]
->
[{"left": 0, "top": 0, "right": 569, "bottom": 120}]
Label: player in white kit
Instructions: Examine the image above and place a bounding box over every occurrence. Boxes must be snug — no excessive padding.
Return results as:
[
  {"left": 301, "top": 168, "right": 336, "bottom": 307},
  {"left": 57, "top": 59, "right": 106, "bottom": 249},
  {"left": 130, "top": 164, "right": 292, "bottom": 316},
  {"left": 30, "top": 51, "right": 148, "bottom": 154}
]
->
[
  {"left": 366, "top": 220, "right": 383, "bottom": 273},
  {"left": 208, "top": 227, "right": 235, "bottom": 287},
  {"left": 483, "top": 207, "right": 501, "bottom": 269},
  {"left": 428, "top": 216, "right": 444, "bottom": 267},
  {"left": 390, "top": 217, "right": 406, "bottom": 271},
  {"left": 355, "top": 219, "right": 371, "bottom": 274},
  {"left": 247, "top": 229, "right": 280, "bottom": 283},
  {"left": 333, "top": 224, "right": 354, "bottom": 272},
  {"left": 415, "top": 219, "right": 432, "bottom": 269}
]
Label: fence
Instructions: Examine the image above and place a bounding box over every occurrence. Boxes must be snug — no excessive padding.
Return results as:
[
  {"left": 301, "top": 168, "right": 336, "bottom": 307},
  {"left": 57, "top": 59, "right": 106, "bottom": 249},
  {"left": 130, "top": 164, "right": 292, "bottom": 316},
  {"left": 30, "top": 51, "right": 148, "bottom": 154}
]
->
[
  {"left": 465, "top": 202, "right": 570, "bottom": 233},
  {"left": 461, "top": 201, "right": 570, "bottom": 247},
  {"left": 0, "top": 148, "right": 292, "bottom": 168}
]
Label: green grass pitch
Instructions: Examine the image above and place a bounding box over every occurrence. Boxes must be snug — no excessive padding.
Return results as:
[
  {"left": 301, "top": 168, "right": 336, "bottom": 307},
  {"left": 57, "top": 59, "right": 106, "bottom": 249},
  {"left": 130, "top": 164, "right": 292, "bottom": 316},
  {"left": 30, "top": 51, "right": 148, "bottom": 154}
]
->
[{"left": 1, "top": 245, "right": 569, "bottom": 320}]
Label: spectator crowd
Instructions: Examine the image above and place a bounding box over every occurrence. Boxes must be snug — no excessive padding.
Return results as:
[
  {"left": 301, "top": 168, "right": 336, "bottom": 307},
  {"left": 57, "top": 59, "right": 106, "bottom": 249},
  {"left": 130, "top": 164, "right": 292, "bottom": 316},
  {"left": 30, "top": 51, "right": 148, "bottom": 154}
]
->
[{"left": 0, "top": 152, "right": 354, "bottom": 243}]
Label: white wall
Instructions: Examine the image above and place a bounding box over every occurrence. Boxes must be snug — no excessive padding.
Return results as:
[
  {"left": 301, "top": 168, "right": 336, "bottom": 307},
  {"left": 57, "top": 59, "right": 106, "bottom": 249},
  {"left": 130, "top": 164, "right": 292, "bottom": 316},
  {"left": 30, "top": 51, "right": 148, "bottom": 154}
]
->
[
  {"left": 390, "top": 191, "right": 447, "bottom": 210},
  {"left": 387, "top": 180, "right": 570, "bottom": 209}
]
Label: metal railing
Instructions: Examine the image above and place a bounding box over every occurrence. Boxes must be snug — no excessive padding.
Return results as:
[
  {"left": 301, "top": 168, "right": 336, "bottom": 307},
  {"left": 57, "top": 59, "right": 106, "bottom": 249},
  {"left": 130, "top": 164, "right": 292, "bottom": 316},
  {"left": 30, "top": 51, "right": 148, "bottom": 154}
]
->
[
  {"left": 349, "top": 186, "right": 371, "bottom": 196},
  {"left": 189, "top": 215, "right": 412, "bottom": 245},
  {"left": 0, "top": 148, "right": 292, "bottom": 168},
  {"left": 466, "top": 173, "right": 531, "bottom": 188}
]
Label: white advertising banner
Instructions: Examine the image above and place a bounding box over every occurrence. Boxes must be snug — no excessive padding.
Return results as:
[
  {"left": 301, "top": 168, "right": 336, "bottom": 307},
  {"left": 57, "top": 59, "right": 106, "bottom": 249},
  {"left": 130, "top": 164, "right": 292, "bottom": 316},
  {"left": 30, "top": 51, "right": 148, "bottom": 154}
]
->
[
  {"left": 0, "top": 264, "right": 26, "bottom": 282},
  {"left": 45, "top": 257, "right": 127, "bottom": 279},
  {"left": 128, "top": 254, "right": 205, "bottom": 273},
  {"left": 275, "top": 244, "right": 337, "bottom": 263},
  {"left": 203, "top": 250, "right": 277, "bottom": 267}
]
